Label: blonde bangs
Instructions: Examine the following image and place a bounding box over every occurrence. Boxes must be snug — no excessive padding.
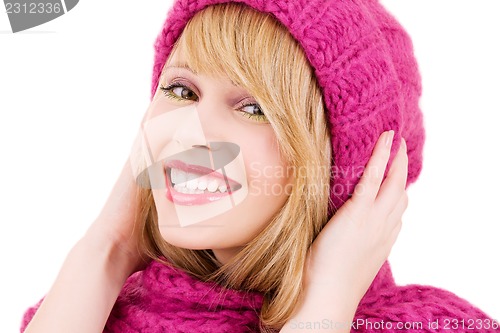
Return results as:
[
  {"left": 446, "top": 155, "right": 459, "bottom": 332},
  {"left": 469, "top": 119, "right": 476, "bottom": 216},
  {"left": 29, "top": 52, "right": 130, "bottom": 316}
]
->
[{"left": 169, "top": 3, "right": 288, "bottom": 90}]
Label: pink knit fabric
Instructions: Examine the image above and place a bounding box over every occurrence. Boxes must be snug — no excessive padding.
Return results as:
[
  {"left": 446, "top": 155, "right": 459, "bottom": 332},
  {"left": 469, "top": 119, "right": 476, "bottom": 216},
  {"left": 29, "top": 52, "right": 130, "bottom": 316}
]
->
[{"left": 21, "top": 259, "right": 498, "bottom": 332}]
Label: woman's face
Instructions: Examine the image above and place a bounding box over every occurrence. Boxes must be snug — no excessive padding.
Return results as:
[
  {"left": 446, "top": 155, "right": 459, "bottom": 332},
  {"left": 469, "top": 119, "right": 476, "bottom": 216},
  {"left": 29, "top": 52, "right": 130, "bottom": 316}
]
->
[{"left": 133, "top": 50, "right": 292, "bottom": 264}]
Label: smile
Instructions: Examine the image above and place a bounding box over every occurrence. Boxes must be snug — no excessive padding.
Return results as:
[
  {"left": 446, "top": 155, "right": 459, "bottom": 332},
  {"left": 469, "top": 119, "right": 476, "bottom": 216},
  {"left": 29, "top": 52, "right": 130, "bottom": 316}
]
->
[{"left": 164, "top": 160, "right": 242, "bottom": 205}]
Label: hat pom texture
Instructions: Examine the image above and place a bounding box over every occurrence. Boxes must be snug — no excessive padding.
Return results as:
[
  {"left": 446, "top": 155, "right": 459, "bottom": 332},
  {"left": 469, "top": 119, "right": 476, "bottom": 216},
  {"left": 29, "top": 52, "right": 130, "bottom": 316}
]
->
[{"left": 151, "top": 0, "right": 425, "bottom": 211}]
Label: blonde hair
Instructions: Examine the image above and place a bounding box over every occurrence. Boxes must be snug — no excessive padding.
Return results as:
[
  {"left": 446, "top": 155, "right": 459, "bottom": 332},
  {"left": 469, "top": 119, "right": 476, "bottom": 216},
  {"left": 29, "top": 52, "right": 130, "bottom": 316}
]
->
[{"left": 135, "top": 3, "right": 331, "bottom": 330}]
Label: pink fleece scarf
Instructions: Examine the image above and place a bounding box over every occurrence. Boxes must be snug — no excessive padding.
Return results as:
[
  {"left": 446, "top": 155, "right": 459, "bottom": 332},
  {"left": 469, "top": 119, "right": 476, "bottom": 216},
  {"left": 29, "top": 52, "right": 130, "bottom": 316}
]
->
[{"left": 21, "top": 259, "right": 497, "bottom": 332}]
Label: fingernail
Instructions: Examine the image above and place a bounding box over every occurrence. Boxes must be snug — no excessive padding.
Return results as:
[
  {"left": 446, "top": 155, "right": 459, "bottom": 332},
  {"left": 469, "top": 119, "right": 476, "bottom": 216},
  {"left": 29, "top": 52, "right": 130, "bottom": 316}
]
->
[{"left": 385, "top": 130, "right": 395, "bottom": 147}]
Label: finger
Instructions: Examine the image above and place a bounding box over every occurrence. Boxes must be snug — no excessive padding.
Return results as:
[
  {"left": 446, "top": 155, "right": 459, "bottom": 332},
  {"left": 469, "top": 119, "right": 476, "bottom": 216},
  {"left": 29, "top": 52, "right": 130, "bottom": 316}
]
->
[
  {"left": 351, "top": 130, "right": 394, "bottom": 206},
  {"left": 388, "top": 195, "right": 405, "bottom": 239},
  {"left": 386, "top": 219, "right": 402, "bottom": 255},
  {"left": 96, "top": 159, "right": 139, "bottom": 223},
  {"left": 383, "top": 194, "right": 407, "bottom": 249},
  {"left": 376, "top": 138, "right": 408, "bottom": 211},
  {"left": 384, "top": 191, "right": 408, "bottom": 232}
]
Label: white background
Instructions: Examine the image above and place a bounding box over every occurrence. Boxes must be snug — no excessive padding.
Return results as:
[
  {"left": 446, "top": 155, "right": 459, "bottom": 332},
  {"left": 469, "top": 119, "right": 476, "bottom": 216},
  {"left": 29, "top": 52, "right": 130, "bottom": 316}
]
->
[{"left": 1, "top": 1, "right": 499, "bottom": 331}]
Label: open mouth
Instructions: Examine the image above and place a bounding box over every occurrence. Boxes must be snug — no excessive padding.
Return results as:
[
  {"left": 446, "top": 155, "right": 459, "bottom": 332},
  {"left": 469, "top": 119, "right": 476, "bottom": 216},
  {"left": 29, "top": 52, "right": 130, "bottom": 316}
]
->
[{"left": 164, "top": 160, "right": 242, "bottom": 205}]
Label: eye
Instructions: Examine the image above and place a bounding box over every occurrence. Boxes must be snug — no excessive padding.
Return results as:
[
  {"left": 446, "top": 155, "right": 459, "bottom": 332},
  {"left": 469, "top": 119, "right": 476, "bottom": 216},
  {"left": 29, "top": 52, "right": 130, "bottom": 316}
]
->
[
  {"left": 238, "top": 103, "right": 268, "bottom": 123},
  {"left": 160, "top": 83, "right": 198, "bottom": 102}
]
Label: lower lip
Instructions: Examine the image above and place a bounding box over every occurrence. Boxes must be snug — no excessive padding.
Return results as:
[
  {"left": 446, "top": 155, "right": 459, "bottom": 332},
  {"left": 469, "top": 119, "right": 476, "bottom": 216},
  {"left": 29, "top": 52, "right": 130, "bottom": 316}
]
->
[{"left": 165, "top": 174, "right": 238, "bottom": 206}]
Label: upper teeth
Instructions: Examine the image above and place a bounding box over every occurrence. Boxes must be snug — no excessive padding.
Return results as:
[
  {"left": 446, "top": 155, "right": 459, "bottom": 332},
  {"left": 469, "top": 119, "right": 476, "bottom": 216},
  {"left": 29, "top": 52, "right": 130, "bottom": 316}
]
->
[{"left": 170, "top": 168, "right": 229, "bottom": 194}]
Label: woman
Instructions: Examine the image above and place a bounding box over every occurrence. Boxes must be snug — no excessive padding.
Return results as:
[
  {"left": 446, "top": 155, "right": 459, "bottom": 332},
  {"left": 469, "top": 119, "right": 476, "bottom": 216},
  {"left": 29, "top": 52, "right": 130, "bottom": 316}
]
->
[{"left": 21, "top": 0, "right": 497, "bottom": 332}]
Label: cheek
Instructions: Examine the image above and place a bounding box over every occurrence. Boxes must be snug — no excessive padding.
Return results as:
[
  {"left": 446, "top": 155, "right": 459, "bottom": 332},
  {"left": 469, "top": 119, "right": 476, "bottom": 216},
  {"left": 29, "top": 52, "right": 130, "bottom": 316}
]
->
[{"left": 241, "top": 135, "right": 292, "bottom": 199}]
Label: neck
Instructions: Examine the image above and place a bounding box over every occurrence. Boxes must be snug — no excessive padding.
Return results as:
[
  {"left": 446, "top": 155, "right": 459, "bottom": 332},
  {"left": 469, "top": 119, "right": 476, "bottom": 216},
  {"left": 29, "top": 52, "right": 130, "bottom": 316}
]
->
[{"left": 212, "top": 246, "right": 243, "bottom": 265}]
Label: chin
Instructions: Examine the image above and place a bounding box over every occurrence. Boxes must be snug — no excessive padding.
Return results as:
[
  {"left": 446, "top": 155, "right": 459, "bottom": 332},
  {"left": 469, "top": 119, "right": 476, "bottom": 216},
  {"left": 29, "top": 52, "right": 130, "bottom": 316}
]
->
[{"left": 157, "top": 216, "right": 233, "bottom": 250}]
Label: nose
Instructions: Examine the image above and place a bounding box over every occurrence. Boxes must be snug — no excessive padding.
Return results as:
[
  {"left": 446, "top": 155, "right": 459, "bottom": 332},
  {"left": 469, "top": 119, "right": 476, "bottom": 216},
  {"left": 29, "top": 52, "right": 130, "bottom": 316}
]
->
[
  {"left": 171, "top": 106, "right": 208, "bottom": 148},
  {"left": 192, "top": 144, "right": 211, "bottom": 150},
  {"left": 171, "top": 102, "right": 223, "bottom": 148}
]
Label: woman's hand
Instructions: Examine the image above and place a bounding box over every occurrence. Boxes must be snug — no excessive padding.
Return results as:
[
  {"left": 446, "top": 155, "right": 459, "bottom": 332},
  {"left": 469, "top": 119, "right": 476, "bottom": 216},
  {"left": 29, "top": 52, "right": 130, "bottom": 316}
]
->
[
  {"left": 24, "top": 152, "right": 150, "bottom": 333},
  {"left": 282, "top": 130, "right": 408, "bottom": 332},
  {"left": 84, "top": 156, "right": 149, "bottom": 275},
  {"left": 307, "top": 130, "right": 407, "bottom": 297}
]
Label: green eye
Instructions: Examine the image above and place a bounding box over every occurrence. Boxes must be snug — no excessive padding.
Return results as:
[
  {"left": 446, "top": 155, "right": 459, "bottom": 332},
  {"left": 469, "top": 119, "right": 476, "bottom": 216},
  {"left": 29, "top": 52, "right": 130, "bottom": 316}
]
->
[
  {"left": 239, "top": 104, "right": 268, "bottom": 123},
  {"left": 160, "top": 84, "right": 198, "bottom": 101}
]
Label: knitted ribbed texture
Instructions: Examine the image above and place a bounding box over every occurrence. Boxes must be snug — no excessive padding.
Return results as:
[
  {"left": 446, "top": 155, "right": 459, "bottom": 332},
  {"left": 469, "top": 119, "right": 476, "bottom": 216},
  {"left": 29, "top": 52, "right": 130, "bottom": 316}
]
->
[
  {"left": 20, "top": 260, "right": 264, "bottom": 333},
  {"left": 105, "top": 260, "right": 263, "bottom": 332},
  {"left": 354, "top": 285, "right": 498, "bottom": 332},
  {"left": 21, "top": 260, "right": 497, "bottom": 332},
  {"left": 150, "top": 0, "right": 425, "bottom": 213}
]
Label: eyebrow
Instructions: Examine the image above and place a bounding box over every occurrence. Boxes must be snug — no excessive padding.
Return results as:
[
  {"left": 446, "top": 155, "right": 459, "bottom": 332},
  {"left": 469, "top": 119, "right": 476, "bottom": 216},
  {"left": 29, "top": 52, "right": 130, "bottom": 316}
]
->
[
  {"left": 162, "top": 63, "right": 239, "bottom": 87},
  {"left": 163, "top": 64, "right": 198, "bottom": 75}
]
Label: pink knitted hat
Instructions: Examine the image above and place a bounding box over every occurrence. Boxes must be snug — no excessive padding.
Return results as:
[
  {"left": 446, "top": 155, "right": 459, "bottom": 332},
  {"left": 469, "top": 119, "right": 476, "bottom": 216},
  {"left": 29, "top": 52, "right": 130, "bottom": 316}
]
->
[{"left": 150, "top": 0, "right": 425, "bottom": 213}]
